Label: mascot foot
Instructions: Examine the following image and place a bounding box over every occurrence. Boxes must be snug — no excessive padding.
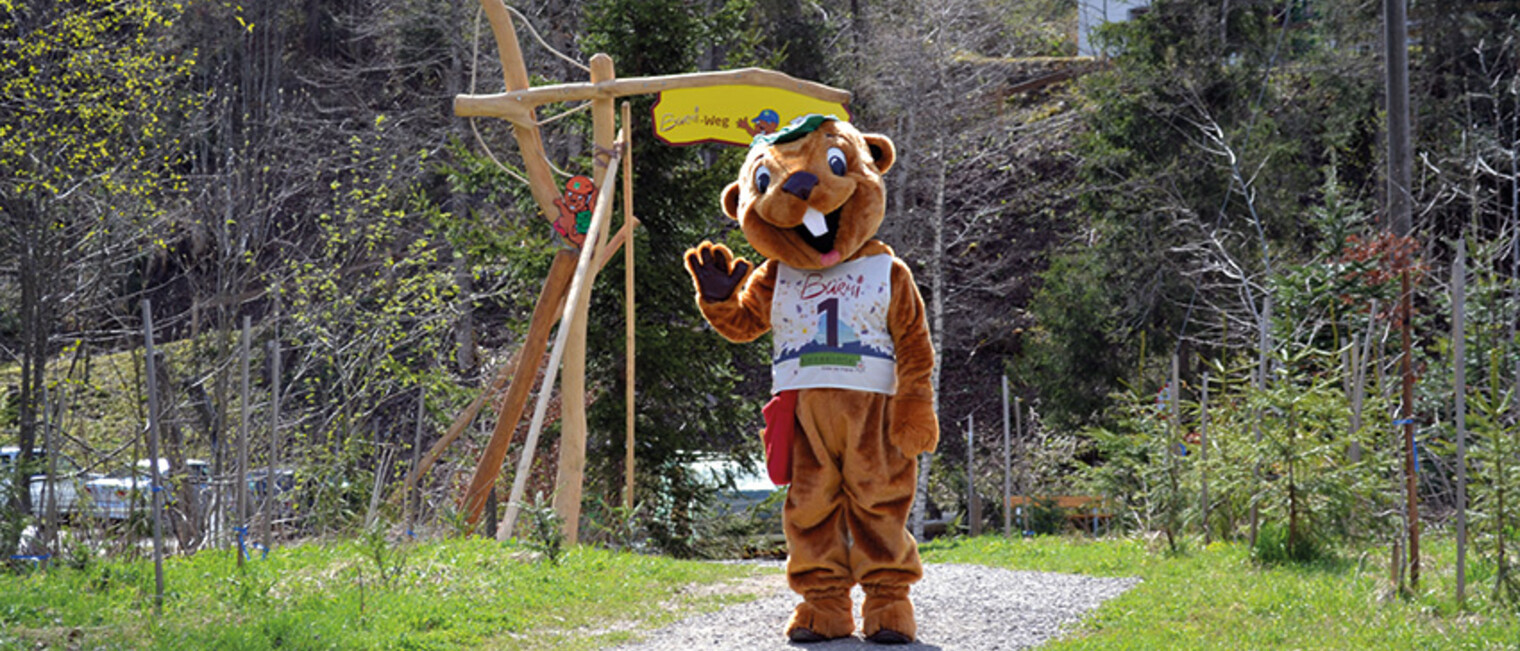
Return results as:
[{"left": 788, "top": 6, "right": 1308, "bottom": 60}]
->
[
  {"left": 785, "top": 587, "right": 854, "bottom": 642},
  {"left": 862, "top": 584, "right": 916, "bottom": 644}
]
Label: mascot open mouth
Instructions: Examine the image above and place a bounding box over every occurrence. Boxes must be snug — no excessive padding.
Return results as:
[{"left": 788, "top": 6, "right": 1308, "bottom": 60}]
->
[{"left": 793, "top": 206, "right": 842, "bottom": 256}]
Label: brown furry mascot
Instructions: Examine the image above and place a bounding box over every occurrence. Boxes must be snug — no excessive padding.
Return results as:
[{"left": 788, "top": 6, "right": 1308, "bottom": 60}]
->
[{"left": 684, "top": 115, "right": 939, "bottom": 644}]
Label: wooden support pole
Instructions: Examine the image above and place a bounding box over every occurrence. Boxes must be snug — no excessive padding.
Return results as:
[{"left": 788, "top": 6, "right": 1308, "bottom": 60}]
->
[
  {"left": 1454, "top": 242, "right": 1468, "bottom": 606},
  {"left": 237, "top": 316, "right": 250, "bottom": 568},
  {"left": 967, "top": 414, "right": 979, "bottom": 537},
  {"left": 1251, "top": 296, "right": 1271, "bottom": 547},
  {"left": 553, "top": 54, "right": 616, "bottom": 545},
  {"left": 500, "top": 135, "right": 623, "bottom": 541},
  {"left": 409, "top": 389, "right": 424, "bottom": 533},
  {"left": 141, "top": 300, "right": 166, "bottom": 615},
  {"left": 265, "top": 337, "right": 280, "bottom": 547},
  {"left": 1017, "top": 397, "right": 1028, "bottom": 535},
  {"left": 1401, "top": 268, "right": 1419, "bottom": 587},
  {"left": 458, "top": 249, "right": 577, "bottom": 527},
  {"left": 477, "top": 0, "right": 563, "bottom": 223},
  {"left": 1201, "top": 371, "right": 1210, "bottom": 544},
  {"left": 1002, "top": 375, "right": 1011, "bottom": 538},
  {"left": 622, "top": 100, "right": 637, "bottom": 512}
]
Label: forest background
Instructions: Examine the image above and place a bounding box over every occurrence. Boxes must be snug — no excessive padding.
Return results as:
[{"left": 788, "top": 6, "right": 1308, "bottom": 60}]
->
[{"left": 3, "top": 0, "right": 1519, "bottom": 602}]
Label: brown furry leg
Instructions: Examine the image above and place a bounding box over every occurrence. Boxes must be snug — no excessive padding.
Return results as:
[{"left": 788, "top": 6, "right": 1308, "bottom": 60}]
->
[
  {"left": 785, "top": 586, "right": 855, "bottom": 642},
  {"left": 862, "top": 583, "right": 915, "bottom": 643}
]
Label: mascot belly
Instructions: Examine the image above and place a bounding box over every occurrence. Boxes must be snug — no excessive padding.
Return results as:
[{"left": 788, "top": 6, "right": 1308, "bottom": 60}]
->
[{"left": 683, "top": 115, "right": 939, "bottom": 644}]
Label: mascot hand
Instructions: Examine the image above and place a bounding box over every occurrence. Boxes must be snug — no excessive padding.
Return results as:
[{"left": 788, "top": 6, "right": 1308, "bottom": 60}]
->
[
  {"left": 684, "top": 242, "right": 752, "bottom": 303},
  {"left": 889, "top": 397, "right": 939, "bottom": 456}
]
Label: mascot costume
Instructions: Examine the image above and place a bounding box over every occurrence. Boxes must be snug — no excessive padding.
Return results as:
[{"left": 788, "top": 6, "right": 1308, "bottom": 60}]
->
[{"left": 684, "top": 115, "right": 939, "bottom": 644}]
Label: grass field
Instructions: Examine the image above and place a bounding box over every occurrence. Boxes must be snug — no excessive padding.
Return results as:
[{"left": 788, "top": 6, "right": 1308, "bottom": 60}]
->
[
  {"left": 2, "top": 531, "right": 1515, "bottom": 649},
  {"left": 0, "top": 537, "right": 766, "bottom": 650},
  {"left": 920, "top": 532, "right": 1520, "bottom": 650}
]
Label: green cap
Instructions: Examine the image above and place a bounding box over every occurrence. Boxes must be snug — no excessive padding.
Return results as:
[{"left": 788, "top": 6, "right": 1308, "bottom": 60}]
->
[{"left": 750, "top": 114, "right": 839, "bottom": 149}]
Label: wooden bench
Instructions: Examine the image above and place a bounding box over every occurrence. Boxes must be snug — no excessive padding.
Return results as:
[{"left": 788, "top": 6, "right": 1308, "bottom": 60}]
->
[{"left": 1008, "top": 495, "right": 1112, "bottom": 535}]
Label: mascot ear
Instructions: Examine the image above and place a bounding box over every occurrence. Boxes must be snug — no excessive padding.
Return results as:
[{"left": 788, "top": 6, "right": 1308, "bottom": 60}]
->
[
  {"left": 864, "top": 134, "right": 896, "bottom": 175},
  {"left": 721, "top": 181, "right": 743, "bottom": 221}
]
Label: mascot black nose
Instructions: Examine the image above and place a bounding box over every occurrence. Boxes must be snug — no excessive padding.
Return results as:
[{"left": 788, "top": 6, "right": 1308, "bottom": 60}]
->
[{"left": 781, "top": 172, "right": 818, "bottom": 200}]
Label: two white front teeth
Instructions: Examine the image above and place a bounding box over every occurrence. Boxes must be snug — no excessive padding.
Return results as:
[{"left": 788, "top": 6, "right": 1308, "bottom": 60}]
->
[{"left": 802, "top": 208, "right": 829, "bottom": 237}]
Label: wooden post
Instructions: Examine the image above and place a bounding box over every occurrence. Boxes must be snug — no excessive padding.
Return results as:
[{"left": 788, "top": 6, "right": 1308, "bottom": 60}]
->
[
  {"left": 478, "top": 0, "right": 562, "bottom": 220},
  {"left": 1017, "top": 397, "right": 1028, "bottom": 535},
  {"left": 1251, "top": 296, "right": 1271, "bottom": 547},
  {"left": 456, "top": 249, "right": 575, "bottom": 526},
  {"left": 1169, "top": 353, "right": 1181, "bottom": 548},
  {"left": 1002, "top": 375, "right": 1011, "bottom": 538},
  {"left": 501, "top": 135, "right": 623, "bottom": 540},
  {"left": 1385, "top": 0, "right": 1418, "bottom": 588},
  {"left": 265, "top": 338, "right": 279, "bottom": 547},
  {"left": 1201, "top": 371, "right": 1210, "bottom": 544},
  {"left": 622, "top": 100, "right": 637, "bottom": 512},
  {"left": 1453, "top": 241, "right": 1468, "bottom": 606},
  {"left": 553, "top": 54, "right": 617, "bottom": 545},
  {"left": 141, "top": 300, "right": 166, "bottom": 615},
  {"left": 410, "top": 389, "right": 424, "bottom": 533},
  {"left": 237, "top": 316, "right": 250, "bottom": 568},
  {"left": 1401, "top": 268, "right": 1419, "bottom": 587},
  {"left": 967, "top": 414, "right": 979, "bottom": 537}
]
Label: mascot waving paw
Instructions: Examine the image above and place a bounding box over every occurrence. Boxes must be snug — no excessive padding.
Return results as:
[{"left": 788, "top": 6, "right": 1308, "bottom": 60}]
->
[{"left": 684, "top": 115, "right": 939, "bottom": 644}]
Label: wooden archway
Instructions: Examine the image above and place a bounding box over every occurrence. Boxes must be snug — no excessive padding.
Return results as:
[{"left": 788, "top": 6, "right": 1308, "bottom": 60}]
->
[{"left": 425, "top": 0, "right": 851, "bottom": 544}]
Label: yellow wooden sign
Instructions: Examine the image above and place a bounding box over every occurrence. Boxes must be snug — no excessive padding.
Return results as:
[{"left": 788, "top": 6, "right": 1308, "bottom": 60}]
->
[{"left": 652, "top": 85, "right": 851, "bottom": 147}]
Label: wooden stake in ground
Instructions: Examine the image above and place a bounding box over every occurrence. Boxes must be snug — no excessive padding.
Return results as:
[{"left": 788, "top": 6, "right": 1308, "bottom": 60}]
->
[
  {"left": 1002, "top": 375, "right": 1011, "bottom": 538},
  {"left": 967, "top": 414, "right": 979, "bottom": 537},
  {"left": 1384, "top": 0, "right": 1418, "bottom": 588},
  {"left": 1200, "top": 371, "right": 1210, "bottom": 544},
  {"left": 141, "top": 300, "right": 166, "bottom": 615},
  {"left": 554, "top": 53, "right": 618, "bottom": 545},
  {"left": 1017, "top": 397, "right": 1028, "bottom": 535},
  {"left": 410, "top": 389, "right": 424, "bottom": 533},
  {"left": 499, "top": 135, "right": 625, "bottom": 541},
  {"left": 1251, "top": 296, "right": 1271, "bottom": 547},
  {"left": 265, "top": 338, "right": 280, "bottom": 547},
  {"left": 1453, "top": 241, "right": 1468, "bottom": 606},
  {"left": 1400, "top": 267, "right": 1419, "bottom": 587},
  {"left": 622, "top": 100, "right": 637, "bottom": 512},
  {"left": 237, "top": 316, "right": 250, "bottom": 568}
]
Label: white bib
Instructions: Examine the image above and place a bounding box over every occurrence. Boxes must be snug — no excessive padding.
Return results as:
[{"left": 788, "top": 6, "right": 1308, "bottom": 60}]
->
[{"left": 770, "top": 255, "right": 896, "bottom": 395}]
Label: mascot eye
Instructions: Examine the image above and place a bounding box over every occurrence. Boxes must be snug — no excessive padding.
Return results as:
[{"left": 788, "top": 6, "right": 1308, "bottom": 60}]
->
[
  {"left": 826, "top": 147, "right": 847, "bottom": 176},
  {"left": 754, "top": 166, "right": 772, "bottom": 194}
]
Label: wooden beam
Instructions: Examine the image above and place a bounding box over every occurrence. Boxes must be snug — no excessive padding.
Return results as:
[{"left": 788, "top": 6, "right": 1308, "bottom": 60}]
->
[
  {"left": 455, "top": 67, "right": 852, "bottom": 119},
  {"left": 593, "top": 216, "right": 639, "bottom": 274},
  {"left": 499, "top": 133, "right": 625, "bottom": 540},
  {"left": 478, "top": 0, "right": 564, "bottom": 224},
  {"left": 622, "top": 99, "right": 637, "bottom": 512},
  {"left": 457, "top": 249, "right": 577, "bottom": 527},
  {"left": 553, "top": 54, "right": 616, "bottom": 545}
]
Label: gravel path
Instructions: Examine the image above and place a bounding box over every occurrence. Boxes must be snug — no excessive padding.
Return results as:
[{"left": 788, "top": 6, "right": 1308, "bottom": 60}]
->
[{"left": 611, "top": 563, "right": 1139, "bottom": 650}]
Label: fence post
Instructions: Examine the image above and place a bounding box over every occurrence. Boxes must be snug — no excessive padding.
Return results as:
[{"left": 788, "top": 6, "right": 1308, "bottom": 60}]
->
[
  {"left": 1018, "top": 398, "right": 1029, "bottom": 535},
  {"left": 1251, "top": 296, "right": 1272, "bottom": 548},
  {"left": 265, "top": 338, "right": 280, "bottom": 547},
  {"left": 1002, "top": 375, "right": 1011, "bottom": 538},
  {"left": 237, "top": 316, "right": 250, "bottom": 567},
  {"left": 1453, "top": 241, "right": 1468, "bottom": 606},
  {"left": 1200, "top": 371, "right": 1210, "bottom": 544},
  {"left": 141, "top": 300, "right": 166, "bottom": 615},
  {"left": 967, "top": 414, "right": 980, "bottom": 537}
]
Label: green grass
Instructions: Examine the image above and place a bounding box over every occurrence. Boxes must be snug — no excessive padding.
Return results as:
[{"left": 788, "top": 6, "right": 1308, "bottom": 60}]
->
[
  {"left": 921, "top": 532, "right": 1520, "bottom": 650},
  {"left": 0, "top": 537, "right": 769, "bottom": 650}
]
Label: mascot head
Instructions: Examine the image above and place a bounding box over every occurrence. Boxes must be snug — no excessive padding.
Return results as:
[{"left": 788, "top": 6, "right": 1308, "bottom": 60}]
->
[{"left": 721, "top": 115, "right": 895, "bottom": 270}]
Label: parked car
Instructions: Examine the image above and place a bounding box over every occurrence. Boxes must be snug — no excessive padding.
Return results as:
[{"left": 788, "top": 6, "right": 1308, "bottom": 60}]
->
[
  {"left": 82, "top": 458, "right": 211, "bottom": 520},
  {"left": 0, "top": 446, "right": 102, "bottom": 517}
]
